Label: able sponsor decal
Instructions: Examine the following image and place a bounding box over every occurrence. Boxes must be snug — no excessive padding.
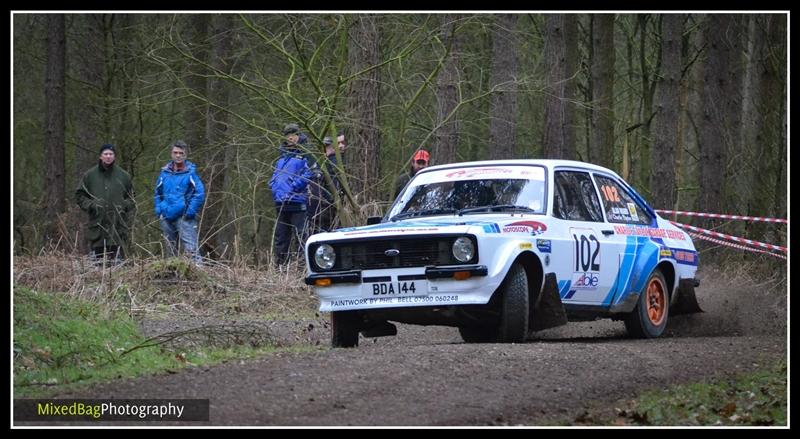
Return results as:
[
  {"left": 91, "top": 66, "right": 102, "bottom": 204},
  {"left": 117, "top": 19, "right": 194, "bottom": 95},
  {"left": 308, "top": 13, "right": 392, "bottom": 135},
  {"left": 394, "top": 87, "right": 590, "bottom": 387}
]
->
[
  {"left": 502, "top": 221, "right": 547, "bottom": 235},
  {"left": 519, "top": 243, "right": 532, "bottom": 249},
  {"left": 613, "top": 225, "right": 686, "bottom": 240},
  {"left": 572, "top": 272, "right": 600, "bottom": 289}
]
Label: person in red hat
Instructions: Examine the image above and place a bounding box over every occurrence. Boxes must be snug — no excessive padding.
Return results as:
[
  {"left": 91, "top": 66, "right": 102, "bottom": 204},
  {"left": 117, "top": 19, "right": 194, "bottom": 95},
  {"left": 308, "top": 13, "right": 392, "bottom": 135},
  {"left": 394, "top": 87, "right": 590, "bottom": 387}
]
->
[{"left": 393, "top": 149, "right": 430, "bottom": 199}]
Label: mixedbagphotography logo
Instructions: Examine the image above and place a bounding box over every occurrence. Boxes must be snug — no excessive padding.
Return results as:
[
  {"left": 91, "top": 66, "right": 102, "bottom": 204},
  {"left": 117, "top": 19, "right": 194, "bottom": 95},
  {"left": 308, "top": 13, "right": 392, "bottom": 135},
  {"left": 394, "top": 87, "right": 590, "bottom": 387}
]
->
[{"left": 14, "top": 399, "right": 209, "bottom": 422}]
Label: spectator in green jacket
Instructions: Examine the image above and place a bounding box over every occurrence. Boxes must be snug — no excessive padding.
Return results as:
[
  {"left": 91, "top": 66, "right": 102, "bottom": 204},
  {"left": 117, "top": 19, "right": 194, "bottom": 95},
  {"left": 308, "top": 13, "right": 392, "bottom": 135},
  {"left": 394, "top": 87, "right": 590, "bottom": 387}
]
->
[{"left": 75, "top": 143, "right": 135, "bottom": 263}]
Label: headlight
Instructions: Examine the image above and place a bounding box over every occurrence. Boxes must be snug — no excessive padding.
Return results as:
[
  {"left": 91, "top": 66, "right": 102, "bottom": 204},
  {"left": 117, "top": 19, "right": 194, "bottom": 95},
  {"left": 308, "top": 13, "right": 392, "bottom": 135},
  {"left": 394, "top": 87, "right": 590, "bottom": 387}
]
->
[
  {"left": 314, "top": 244, "right": 336, "bottom": 269},
  {"left": 452, "top": 237, "right": 475, "bottom": 263}
]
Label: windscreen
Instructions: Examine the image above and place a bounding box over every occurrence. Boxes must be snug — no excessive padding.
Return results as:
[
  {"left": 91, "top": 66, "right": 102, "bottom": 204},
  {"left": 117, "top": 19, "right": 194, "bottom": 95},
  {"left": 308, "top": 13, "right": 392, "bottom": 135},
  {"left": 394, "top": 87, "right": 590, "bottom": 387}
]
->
[{"left": 387, "top": 166, "right": 546, "bottom": 219}]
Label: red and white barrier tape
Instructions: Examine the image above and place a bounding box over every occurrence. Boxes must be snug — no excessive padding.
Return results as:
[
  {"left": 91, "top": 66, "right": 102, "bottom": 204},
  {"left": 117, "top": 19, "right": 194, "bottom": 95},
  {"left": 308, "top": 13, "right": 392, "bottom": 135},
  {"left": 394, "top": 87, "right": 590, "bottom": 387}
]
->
[
  {"left": 670, "top": 221, "right": 788, "bottom": 253},
  {"left": 687, "top": 232, "right": 787, "bottom": 260},
  {"left": 656, "top": 209, "right": 788, "bottom": 224}
]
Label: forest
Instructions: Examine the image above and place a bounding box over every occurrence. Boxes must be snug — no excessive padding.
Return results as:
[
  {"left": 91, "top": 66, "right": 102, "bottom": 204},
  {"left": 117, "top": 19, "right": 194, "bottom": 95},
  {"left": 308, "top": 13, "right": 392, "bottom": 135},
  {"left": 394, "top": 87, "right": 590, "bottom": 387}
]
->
[{"left": 12, "top": 13, "right": 787, "bottom": 264}]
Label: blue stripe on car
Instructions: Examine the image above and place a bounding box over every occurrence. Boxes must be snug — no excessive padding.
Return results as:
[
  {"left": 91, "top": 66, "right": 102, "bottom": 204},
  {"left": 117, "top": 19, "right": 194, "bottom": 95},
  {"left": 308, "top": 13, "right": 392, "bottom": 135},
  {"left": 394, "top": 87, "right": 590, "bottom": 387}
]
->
[
  {"left": 558, "top": 280, "right": 572, "bottom": 299},
  {"left": 609, "top": 236, "right": 660, "bottom": 307}
]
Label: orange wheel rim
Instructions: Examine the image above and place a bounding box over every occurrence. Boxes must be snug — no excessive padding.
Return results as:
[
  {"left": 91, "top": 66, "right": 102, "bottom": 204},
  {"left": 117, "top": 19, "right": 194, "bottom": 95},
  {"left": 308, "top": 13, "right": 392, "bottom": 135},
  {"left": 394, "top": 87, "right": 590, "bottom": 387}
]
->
[{"left": 646, "top": 278, "right": 666, "bottom": 326}]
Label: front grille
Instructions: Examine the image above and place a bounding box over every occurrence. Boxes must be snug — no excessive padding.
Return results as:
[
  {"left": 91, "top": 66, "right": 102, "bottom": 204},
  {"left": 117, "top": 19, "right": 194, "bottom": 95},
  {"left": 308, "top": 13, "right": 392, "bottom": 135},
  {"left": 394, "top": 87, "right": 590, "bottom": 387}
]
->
[{"left": 310, "top": 235, "right": 476, "bottom": 271}]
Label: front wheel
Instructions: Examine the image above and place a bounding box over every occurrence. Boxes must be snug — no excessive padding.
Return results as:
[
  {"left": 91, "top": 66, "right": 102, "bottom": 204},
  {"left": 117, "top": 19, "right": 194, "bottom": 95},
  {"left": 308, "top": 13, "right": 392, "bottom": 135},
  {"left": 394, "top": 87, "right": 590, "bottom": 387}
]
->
[
  {"left": 331, "top": 311, "right": 360, "bottom": 347},
  {"left": 497, "top": 263, "right": 530, "bottom": 343},
  {"left": 624, "top": 269, "right": 669, "bottom": 338}
]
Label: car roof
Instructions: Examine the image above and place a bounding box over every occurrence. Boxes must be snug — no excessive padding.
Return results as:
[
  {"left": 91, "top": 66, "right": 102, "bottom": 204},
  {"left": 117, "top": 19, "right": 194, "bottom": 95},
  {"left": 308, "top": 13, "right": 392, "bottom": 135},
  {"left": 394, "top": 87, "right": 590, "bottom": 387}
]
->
[{"left": 419, "top": 159, "right": 623, "bottom": 179}]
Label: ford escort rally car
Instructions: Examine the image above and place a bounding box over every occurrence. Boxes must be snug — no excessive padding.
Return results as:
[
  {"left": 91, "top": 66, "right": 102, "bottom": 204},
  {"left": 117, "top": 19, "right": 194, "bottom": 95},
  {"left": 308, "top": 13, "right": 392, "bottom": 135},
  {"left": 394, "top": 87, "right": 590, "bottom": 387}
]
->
[{"left": 305, "top": 160, "right": 702, "bottom": 347}]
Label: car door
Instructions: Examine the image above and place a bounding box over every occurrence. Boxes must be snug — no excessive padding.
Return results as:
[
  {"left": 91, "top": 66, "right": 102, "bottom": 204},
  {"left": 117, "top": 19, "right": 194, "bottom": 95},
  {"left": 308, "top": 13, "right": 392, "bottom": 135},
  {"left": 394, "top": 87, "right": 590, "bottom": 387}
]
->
[
  {"left": 592, "top": 173, "right": 657, "bottom": 308},
  {"left": 550, "top": 169, "right": 626, "bottom": 306}
]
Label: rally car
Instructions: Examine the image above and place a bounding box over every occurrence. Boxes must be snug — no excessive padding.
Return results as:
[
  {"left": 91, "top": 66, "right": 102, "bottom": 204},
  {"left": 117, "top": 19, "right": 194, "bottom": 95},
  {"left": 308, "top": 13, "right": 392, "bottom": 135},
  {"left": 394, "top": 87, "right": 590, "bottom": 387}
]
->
[{"left": 304, "top": 160, "right": 702, "bottom": 347}]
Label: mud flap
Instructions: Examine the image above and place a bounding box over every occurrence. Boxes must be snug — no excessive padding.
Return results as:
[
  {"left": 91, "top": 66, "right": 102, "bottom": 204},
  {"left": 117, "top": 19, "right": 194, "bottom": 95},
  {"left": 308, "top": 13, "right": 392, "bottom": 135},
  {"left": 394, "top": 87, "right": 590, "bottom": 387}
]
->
[
  {"left": 672, "top": 278, "right": 703, "bottom": 315},
  {"left": 531, "top": 273, "right": 568, "bottom": 331}
]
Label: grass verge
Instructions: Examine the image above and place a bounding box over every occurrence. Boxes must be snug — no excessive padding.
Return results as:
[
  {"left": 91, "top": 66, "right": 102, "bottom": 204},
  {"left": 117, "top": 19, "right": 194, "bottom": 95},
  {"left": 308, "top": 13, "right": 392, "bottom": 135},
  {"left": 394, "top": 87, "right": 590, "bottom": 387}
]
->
[
  {"left": 623, "top": 361, "right": 787, "bottom": 426},
  {"left": 568, "top": 360, "right": 787, "bottom": 426},
  {"left": 13, "top": 286, "right": 317, "bottom": 398}
]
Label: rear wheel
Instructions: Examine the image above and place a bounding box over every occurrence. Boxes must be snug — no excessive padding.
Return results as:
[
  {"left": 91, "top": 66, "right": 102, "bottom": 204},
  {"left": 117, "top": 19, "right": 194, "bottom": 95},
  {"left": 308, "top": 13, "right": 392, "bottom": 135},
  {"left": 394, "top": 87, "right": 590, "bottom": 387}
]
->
[
  {"left": 331, "top": 311, "right": 360, "bottom": 347},
  {"left": 625, "top": 269, "right": 669, "bottom": 338},
  {"left": 497, "top": 263, "right": 530, "bottom": 343}
]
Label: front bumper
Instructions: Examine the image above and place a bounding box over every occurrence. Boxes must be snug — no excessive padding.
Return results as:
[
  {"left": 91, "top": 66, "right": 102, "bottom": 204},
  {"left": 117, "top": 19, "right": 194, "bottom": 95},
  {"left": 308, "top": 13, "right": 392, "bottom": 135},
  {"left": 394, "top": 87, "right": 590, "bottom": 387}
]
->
[
  {"left": 304, "top": 265, "right": 488, "bottom": 285},
  {"left": 306, "top": 265, "right": 499, "bottom": 312}
]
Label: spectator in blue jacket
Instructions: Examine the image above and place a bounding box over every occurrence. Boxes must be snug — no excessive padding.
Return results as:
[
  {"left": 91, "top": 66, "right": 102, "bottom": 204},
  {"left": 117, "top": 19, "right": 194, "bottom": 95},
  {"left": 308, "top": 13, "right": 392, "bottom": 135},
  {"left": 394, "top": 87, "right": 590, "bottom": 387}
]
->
[
  {"left": 269, "top": 123, "right": 316, "bottom": 265},
  {"left": 154, "top": 140, "right": 206, "bottom": 262}
]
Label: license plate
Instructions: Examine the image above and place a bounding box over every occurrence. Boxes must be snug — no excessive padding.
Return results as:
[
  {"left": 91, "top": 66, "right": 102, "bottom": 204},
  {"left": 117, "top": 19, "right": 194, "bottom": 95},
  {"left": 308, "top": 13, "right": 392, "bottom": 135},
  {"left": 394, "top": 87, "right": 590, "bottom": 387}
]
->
[{"left": 362, "top": 280, "right": 427, "bottom": 297}]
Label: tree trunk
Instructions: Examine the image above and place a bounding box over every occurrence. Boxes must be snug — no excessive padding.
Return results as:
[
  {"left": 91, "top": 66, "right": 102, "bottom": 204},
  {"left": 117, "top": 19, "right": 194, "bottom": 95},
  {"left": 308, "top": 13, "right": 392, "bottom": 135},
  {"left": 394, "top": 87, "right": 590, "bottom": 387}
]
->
[
  {"left": 202, "top": 13, "right": 235, "bottom": 259},
  {"left": 698, "top": 15, "right": 733, "bottom": 215},
  {"left": 649, "top": 14, "right": 682, "bottom": 210},
  {"left": 542, "top": 14, "right": 577, "bottom": 160},
  {"left": 183, "top": 15, "right": 211, "bottom": 154},
  {"left": 675, "top": 14, "right": 694, "bottom": 212},
  {"left": 73, "top": 15, "right": 105, "bottom": 185},
  {"left": 739, "top": 15, "right": 760, "bottom": 219},
  {"left": 434, "top": 14, "right": 462, "bottom": 165},
  {"left": 44, "top": 14, "right": 66, "bottom": 220},
  {"left": 751, "top": 15, "right": 786, "bottom": 241},
  {"left": 722, "top": 15, "right": 745, "bottom": 216},
  {"left": 589, "top": 14, "right": 615, "bottom": 169},
  {"left": 345, "top": 14, "right": 381, "bottom": 201},
  {"left": 488, "top": 14, "right": 518, "bottom": 160}
]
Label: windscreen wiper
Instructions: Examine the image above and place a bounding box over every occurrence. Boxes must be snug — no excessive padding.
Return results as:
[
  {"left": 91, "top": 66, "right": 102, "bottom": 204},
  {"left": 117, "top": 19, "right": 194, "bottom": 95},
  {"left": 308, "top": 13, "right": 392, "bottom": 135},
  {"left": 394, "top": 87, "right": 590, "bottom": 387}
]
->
[
  {"left": 457, "top": 204, "right": 537, "bottom": 215},
  {"left": 390, "top": 208, "right": 457, "bottom": 221}
]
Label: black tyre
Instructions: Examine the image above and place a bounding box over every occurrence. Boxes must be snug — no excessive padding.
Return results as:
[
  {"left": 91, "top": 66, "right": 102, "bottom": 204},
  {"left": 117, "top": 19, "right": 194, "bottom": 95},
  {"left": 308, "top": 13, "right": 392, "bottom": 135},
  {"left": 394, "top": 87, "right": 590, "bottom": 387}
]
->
[
  {"left": 497, "top": 263, "right": 529, "bottom": 343},
  {"left": 458, "top": 325, "right": 498, "bottom": 343},
  {"left": 331, "top": 311, "right": 360, "bottom": 348},
  {"left": 624, "top": 269, "right": 669, "bottom": 338}
]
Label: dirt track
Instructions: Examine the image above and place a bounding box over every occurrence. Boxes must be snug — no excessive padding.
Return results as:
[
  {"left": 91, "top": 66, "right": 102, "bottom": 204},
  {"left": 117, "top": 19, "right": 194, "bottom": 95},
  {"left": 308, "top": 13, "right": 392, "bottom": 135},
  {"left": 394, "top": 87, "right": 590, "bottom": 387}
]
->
[{"left": 45, "top": 267, "right": 787, "bottom": 426}]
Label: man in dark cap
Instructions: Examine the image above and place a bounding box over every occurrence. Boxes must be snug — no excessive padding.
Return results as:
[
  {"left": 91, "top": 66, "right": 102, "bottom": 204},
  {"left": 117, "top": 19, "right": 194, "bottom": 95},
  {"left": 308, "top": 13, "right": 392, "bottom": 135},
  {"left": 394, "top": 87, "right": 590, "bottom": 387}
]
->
[
  {"left": 75, "top": 143, "right": 135, "bottom": 264},
  {"left": 269, "top": 123, "right": 316, "bottom": 265},
  {"left": 307, "top": 134, "right": 347, "bottom": 234}
]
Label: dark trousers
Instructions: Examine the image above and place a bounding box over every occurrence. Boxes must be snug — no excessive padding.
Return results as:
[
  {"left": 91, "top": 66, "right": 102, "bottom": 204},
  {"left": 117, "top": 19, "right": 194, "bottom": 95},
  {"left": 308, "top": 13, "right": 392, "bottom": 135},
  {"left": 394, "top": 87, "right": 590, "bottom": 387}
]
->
[
  {"left": 273, "top": 209, "right": 308, "bottom": 265},
  {"left": 307, "top": 197, "right": 336, "bottom": 235}
]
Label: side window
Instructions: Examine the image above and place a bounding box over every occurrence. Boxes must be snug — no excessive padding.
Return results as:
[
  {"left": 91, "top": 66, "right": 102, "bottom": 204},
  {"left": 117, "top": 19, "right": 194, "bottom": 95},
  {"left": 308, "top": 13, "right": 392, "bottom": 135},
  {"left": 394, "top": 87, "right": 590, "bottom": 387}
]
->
[
  {"left": 594, "top": 174, "right": 652, "bottom": 225},
  {"left": 552, "top": 171, "right": 603, "bottom": 222}
]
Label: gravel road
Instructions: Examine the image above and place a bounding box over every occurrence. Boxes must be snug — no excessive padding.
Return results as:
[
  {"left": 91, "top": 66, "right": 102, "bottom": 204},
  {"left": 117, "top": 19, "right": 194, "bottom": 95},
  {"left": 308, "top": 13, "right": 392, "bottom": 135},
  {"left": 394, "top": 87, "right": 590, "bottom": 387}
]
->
[{"left": 45, "top": 267, "right": 788, "bottom": 426}]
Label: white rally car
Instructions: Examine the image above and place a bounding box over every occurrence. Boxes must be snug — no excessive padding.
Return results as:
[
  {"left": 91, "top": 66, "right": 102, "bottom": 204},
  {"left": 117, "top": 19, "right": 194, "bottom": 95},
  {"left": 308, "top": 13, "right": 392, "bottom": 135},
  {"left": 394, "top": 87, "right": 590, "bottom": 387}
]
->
[{"left": 305, "top": 160, "right": 702, "bottom": 347}]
